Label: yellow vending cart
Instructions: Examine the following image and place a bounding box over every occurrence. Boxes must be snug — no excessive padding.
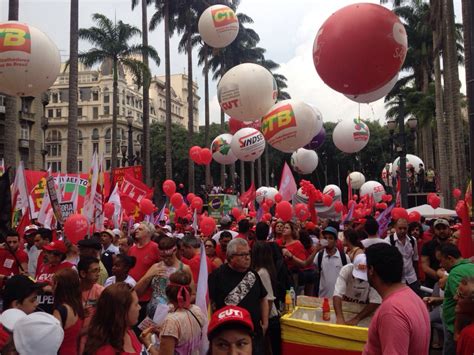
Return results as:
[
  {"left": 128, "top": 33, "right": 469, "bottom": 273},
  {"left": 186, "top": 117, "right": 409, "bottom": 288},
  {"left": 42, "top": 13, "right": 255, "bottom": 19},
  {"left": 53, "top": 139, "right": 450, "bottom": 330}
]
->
[{"left": 281, "top": 297, "right": 370, "bottom": 355}]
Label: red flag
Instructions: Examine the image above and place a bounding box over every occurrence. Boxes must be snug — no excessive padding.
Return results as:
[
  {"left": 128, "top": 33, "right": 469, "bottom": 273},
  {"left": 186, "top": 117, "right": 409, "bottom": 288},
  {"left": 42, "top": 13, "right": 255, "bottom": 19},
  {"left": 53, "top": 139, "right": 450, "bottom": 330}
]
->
[
  {"left": 119, "top": 193, "right": 142, "bottom": 220},
  {"left": 279, "top": 162, "right": 297, "bottom": 201},
  {"left": 395, "top": 175, "right": 401, "bottom": 207},
  {"left": 239, "top": 182, "right": 256, "bottom": 207},
  {"left": 119, "top": 174, "right": 153, "bottom": 202},
  {"left": 347, "top": 174, "right": 353, "bottom": 205}
]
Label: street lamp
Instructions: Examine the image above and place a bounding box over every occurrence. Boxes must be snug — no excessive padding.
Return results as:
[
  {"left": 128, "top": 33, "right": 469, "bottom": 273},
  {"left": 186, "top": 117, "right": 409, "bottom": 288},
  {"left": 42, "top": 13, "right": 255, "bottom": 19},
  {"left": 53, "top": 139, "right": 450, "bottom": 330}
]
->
[
  {"left": 134, "top": 140, "right": 142, "bottom": 165},
  {"left": 126, "top": 115, "right": 134, "bottom": 166},
  {"left": 120, "top": 144, "right": 127, "bottom": 167},
  {"left": 41, "top": 116, "right": 49, "bottom": 170}
]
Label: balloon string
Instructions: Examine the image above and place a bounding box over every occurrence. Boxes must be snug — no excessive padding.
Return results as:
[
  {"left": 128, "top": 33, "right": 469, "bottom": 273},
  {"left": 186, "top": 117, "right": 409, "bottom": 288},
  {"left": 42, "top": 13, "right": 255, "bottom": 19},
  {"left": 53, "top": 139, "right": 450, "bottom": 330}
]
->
[{"left": 358, "top": 103, "right": 361, "bottom": 119}]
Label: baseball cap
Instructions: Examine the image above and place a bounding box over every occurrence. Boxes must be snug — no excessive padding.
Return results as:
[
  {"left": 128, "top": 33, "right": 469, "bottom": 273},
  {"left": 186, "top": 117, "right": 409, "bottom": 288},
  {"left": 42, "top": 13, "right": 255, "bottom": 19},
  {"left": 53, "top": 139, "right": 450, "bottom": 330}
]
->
[
  {"left": 0, "top": 309, "right": 26, "bottom": 331},
  {"left": 208, "top": 306, "right": 254, "bottom": 338},
  {"left": 352, "top": 254, "right": 368, "bottom": 281},
  {"left": 322, "top": 226, "right": 338, "bottom": 238},
  {"left": 77, "top": 237, "right": 102, "bottom": 250},
  {"left": 434, "top": 219, "right": 449, "bottom": 228},
  {"left": 13, "top": 312, "right": 64, "bottom": 355},
  {"left": 3, "top": 275, "right": 47, "bottom": 310},
  {"left": 24, "top": 225, "right": 39, "bottom": 236},
  {"left": 112, "top": 228, "right": 122, "bottom": 236},
  {"left": 42, "top": 240, "right": 67, "bottom": 254}
]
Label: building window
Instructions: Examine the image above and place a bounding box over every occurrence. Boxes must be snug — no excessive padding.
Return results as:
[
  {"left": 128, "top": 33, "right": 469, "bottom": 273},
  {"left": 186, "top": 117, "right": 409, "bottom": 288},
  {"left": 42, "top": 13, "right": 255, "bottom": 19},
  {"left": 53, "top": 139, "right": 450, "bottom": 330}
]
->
[
  {"left": 91, "top": 128, "right": 99, "bottom": 140},
  {"left": 78, "top": 161, "right": 83, "bottom": 172},
  {"left": 78, "top": 130, "right": 83, "bottom": 156},
  {"left": 46, "top": 130, "right": 62, "bottom": 157},
  {"left": 93, "top": 107, "right": 99, "bottom": 119},
  {"left": 48, "top": 161, "right": 62, "bottom": 173},
  {"left": 0, "top": 95, "right": 4, "bottom": 106},
  {"left": 48, "top": 109, "right": 54, "bottom": 118},
  {"left": 52, "top": 93, "right": 59, "bottom": 103},
  {"left": 106, "top": 159, "right": 111, "bottom": 171},
  {"left": 56, "top": 109, "right": 61, "bottom": 118},
  {"left": 104, "top": 106, "right": 110, "bottom": 116},
  {"left": 93, "top": 142, "right": 99, "bottom": 153},
  {"left": 105, "top": 128, "right": 111, "bottom": 154},
  {"left": 105, "top": 141, "right": 111, "bottom": 154},
  {"left": 78, "top": 107, "right": 82, "bottom": 117},
  {"left": 103, "top": 91, "right": 110, "bottom": 104},
  {"left": 92, "top": 91, "right": 99, "bottom": 101},
  {"left": 20, "top": 123, "right": 29, "bottom": 140}
]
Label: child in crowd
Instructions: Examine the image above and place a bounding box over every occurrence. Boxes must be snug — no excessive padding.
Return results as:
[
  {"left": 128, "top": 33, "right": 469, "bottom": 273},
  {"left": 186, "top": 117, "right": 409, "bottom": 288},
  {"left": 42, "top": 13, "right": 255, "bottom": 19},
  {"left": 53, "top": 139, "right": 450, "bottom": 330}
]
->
[{"left": 104, "top": 254, "right": 137, "bottom": 288}]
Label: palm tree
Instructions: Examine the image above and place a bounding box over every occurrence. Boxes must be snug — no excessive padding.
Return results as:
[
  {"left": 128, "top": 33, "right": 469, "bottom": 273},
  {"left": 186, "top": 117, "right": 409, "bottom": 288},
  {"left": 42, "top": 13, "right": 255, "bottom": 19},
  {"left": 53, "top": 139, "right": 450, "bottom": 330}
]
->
[
  {"left": 78, "top": 14, "right": 160, "bottom": 172},
  {"left": 4, "top": 0, "right": 20, "bottom": 172},
  {"left": 66, "top": 0, "right": 79, "bottom": 173},
  {"left": 131, "top": 0, "right": 153, "bottom": 185},
  {"left": 150, "top": 0, "right": 180, "bottom": 180}
]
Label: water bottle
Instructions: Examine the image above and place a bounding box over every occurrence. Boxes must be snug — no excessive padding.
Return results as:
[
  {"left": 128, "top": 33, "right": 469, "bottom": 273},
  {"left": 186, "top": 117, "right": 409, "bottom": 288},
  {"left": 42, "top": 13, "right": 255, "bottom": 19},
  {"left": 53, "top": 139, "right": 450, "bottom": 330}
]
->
[
  {"left": 285, "top": 290, "right": 293, "bottom": 313},
  {"left": 289, "top": 287, "right": 296, "bottom": 309},
  {"left": 322, "top": 297, "right": 331, "bottom": 321}
]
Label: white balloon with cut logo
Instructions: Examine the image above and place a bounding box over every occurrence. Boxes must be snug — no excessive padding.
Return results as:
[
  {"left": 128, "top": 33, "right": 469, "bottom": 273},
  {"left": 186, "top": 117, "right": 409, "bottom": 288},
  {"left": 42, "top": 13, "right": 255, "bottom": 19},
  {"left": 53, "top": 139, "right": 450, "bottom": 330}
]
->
[
  {"left": 211, "top": 133, "right": 237, "bottom": 165},
  {"left": 198, "top": 5, "right": 239, "bottom": 48},
  {"left": 333, "top": 118, "right": 370, "bottom": 154},
  {"left": 344, "top": 74, "right": 398, "bottom": 104},
  {"left": 323, "top": 185, "right": 342, "bottom": 200},
  {"left": 360, "top": 181, "right": 386, "bottom": 202},
  {"left": 291, "top": 148, "right": 319, "bottom": 175},
  {"left": 217, "top": 63, "right": 277, "bottom": 121},
  {"left": 346, "top": 171, "right": 366, "bottom": 190},
  {"left": 0, "top": 21, "right": 60, "bottom": 97},
  {"left": 230, "top": 127, "right": 265, "bottom": 162},
  {"left": 392, "top": 154, "right": 424, "bottom": 174},
  {"left": 261, "top": 100, "right": 322, "bottom": 153}
]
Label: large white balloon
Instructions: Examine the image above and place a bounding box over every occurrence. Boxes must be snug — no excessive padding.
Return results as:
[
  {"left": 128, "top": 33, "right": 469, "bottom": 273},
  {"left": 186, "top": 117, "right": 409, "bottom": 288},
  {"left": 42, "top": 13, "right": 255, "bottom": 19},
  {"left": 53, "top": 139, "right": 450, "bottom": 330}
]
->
[
  {"left": 256, "top": 187, "right": 279, "bottom": 203},
  {"left": 346, "top": 171, "right": 366, "bottom": 189},
  {"left": 230, "top": 127, "right": 265, "bottom": 162},
  {"left": 198, "top": 5, "right": 239, "bottom": 48},
  {"left": 261, "top": 100, "right": 322, "bottom": 153},
  {"left": 392, "top": 154, "right": 425, "bottom": 174},
  {"left": 0, "top": 22, "right": 60, "bottom": 97},
  {"left": 344, "top": 74, "right": 398, "bottom": 104},
  {"left": 211, "top": 133, "right": 237, "bottom": 165},
  {"left": 323, "top": 185, "right": 342, "bottom": 200},
  {"left": 333, "top": 118, "right": 370, "bottom": 153},
  {"left": 360, "top": 181, "right": 386, "bottom": 202},
  {"left": 217, "top": 63, "right": 277, "bottom": 121},
  {"left": 291, "top": 148, "right": 319, "bottom": 175}
]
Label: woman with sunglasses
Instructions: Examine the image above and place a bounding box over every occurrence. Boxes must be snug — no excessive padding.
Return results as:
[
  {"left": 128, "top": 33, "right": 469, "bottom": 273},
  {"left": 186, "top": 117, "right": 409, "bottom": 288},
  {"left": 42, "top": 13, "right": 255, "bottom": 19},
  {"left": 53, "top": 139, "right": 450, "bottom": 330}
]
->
[
  {"left": 135, "top": 237, "right": 194, "bottom": 320},
  {"left": 205, "top": 239, "right": 223, "bottom": 269}
]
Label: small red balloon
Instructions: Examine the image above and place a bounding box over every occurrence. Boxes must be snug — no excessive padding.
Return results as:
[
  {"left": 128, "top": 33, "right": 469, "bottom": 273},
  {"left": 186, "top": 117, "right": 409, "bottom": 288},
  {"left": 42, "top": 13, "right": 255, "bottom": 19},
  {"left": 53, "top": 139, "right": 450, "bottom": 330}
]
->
[
  {"left": 140, "top": 198, "right": 156, "bottom": 215},
  {"left": 334, "top": 201, "right": 344, "bottom": 213},
  {"left": 453, "top": 188, "right": 462, "bottom": 199},
  {"left": 162, "top": 180, "right": 176, "bottom": 197},
  {"left": 170, "top": 193, "right": 184, "bottom": 209},
  {"left": 276, "top": 201, "right": 293, "bottom": 222},
  {"left": 189, "top": 146, "right": 202, "bottom": 164},
  {"left": 429, "top": 195, "right": 441, "bottom": 209},
  {"left": 231, "top": 207, "right": 241, "bottom": 220},
  {"left": 408, "top": 211, "right": 421, "bottom": 223},
  {"left": 391, "top": 207, "right": 409, "bottom": 221},
  {"left": 294, "top": 203, "right": 310, "bottom": 221},
  {"left": 64, "top": 214, "right": 89, "bottom": 244},
  {"left": 274, "top": 193, "right": 282, "bottom": 203},
  {"left": 191, "top": 196, "right": 203, "bottom": 211},
  {"left": 187, "top": 193, "right": 196, "bottom": 203},
  {"left": 322, "top": 194, "right": 332, "bottom": 207},
  {"left": 200, "top": 216, "right": 216, "bottom": 236},
  {"left": 179, "top": 183, "right": 184, "bottom": 189},
  {"left": 200, "top": 148, "right": 213, "bottom": 165}
]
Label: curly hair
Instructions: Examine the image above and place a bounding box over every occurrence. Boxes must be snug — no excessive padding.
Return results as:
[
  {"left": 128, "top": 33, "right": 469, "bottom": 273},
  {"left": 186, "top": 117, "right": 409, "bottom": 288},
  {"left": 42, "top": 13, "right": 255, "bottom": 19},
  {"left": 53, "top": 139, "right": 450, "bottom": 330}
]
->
[{"left": 83, "top": 283, "right": 134, "bottom": 354}]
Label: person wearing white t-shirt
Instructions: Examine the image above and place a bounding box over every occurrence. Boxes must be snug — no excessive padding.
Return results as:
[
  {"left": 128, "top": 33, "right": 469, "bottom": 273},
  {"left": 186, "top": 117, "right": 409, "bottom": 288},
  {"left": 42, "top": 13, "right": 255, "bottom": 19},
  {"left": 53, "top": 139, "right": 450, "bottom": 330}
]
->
[
  {"left": 361, "top": 217, "right": 390, "bottom": 249},
  {"left": 333, "top": 254, "right": 381, "bottom": 326},
  {"left": 103, "top": 254, "right": 137, "bottom": 288},
  {"left": 212, "top": 216, "right": 238, "bottom": 242}
]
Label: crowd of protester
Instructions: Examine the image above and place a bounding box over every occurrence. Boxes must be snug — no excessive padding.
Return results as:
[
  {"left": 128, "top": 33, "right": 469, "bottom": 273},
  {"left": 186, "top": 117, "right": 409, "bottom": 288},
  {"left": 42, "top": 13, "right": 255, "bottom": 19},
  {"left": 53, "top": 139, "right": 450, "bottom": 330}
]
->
[{"left": 0, "top": 210, "right": 472, "bottom": 355}]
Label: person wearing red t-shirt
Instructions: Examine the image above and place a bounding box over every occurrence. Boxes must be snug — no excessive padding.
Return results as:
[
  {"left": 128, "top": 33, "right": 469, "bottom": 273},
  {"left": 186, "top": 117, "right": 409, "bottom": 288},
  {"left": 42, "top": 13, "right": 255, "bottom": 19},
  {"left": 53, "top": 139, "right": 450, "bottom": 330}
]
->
[
  {"left": 128, "top": 222, "right": 159, "bottom": 325},
  {"left": 215, "top": 231, "right": 232, "bottom": 262},
  {"left": 236, "top": 219, "right": 251, "bottom": 241},
  {"left": 181, "top": 235, "right": 214, "bottom": 284},
  {"left": 0, "top": 230, "right": 28, "bottom": 284},
  {"left": 33, "top": 228, "right": 54, "bottom": 277},
  {"left": 35, "top": 240, "right": 74, "bottom": 314}
]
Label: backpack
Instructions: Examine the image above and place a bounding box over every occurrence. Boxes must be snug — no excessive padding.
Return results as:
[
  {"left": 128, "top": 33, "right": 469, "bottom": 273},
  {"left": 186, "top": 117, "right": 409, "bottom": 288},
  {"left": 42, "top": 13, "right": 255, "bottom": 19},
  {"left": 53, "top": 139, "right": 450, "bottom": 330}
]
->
[
  {"left": 317, "top": 249, "right": 348, "bottom": 271},
  {"left": 389, "top": 234, "right": 415, "bottom": 250}
]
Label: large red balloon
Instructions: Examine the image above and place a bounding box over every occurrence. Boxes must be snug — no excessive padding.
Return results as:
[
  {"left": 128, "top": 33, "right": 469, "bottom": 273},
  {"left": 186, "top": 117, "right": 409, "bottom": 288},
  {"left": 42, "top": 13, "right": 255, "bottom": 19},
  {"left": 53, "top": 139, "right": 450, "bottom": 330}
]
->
[
  {"left": 189, "top": 146, "right": 202, "bottom": 164},
  {"left": 276, "top": 201, "right": 293, "bottom": 222},
  {"left": 170, "top": 193, "right": 184, "bottom": 209},
  {"left": 64, "top": 214, "right": 89, "bottom": 244},
  {"left": 294, "top": 203, "right": 310, "bottom": 221},
  {"left": 199, "top": 148, "right": 213, "bottom": 165},
  {"left": 313, "top": 3, "right": 407, "bottom": 95},
  {"left": 162, "top": 180, "right": 176, "bottom": 197},
  {"left": 228, "top": 118, "right": 261, "bottom": 134},
  {"left": 187, "top": 193, "right": 196, "bottom": 203},
  {"left": 231, "top": 207, "right": 241, "bottom": 220},
  {"left": 175, "top": 203, "right": 189, "bottom": 218},
  {"left": 140, "top": 198, "right": 156, "bottom": 215},
  {"left": 429, "top": 195, "right": 441, "bottom": 209}
]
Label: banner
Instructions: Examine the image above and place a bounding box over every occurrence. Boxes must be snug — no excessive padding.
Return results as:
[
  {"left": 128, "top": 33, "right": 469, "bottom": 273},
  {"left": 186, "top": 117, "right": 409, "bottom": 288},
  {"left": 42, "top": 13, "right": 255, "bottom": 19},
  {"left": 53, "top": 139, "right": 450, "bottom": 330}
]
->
[
  {"left": 59, "top": 202, "right": 74, "bottom": 220},
  {"left": 46, "top": 176, "right": 63, "bottom": 224},
  {"left": 208, "top": 194, "right": 239, "bottom": 220},
  {"left": 112, "top": 166, "right": 143, "bottom": 185}
]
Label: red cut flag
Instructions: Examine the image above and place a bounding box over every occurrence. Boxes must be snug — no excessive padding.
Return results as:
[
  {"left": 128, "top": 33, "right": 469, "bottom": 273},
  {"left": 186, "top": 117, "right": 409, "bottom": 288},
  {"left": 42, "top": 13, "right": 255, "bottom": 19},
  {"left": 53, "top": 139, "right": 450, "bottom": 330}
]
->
[
  {"left": 279, "top": 162, "right": 297, "bottom": 201},
  {"left": 239, "top": 182, "right": 256, "bottom": 207},
  {"left": 119, "top": 173, "right": 153, "bottom": 202}
]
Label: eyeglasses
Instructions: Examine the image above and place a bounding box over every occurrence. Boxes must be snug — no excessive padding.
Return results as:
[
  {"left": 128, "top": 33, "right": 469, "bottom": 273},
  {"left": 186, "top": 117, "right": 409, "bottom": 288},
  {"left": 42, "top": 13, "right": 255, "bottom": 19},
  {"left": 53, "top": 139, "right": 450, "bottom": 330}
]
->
[{"left": 232, "top": 252, "right": 250, "bottom": 257}]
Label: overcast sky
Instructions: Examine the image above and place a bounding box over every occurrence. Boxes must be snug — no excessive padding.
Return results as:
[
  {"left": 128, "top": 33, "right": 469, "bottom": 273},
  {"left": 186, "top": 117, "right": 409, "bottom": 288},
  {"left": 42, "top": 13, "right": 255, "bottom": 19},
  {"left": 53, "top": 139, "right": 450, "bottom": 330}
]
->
[{"left": 0, "top": 0, "right": 464, "bottom": 126}]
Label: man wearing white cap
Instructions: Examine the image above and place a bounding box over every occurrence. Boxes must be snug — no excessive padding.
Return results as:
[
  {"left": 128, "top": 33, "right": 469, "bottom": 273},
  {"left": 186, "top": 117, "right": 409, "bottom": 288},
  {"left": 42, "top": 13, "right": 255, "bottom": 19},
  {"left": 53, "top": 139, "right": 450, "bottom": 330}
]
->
[{"left": 333, "top": 254, "right": 381, "bottom": 326}]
